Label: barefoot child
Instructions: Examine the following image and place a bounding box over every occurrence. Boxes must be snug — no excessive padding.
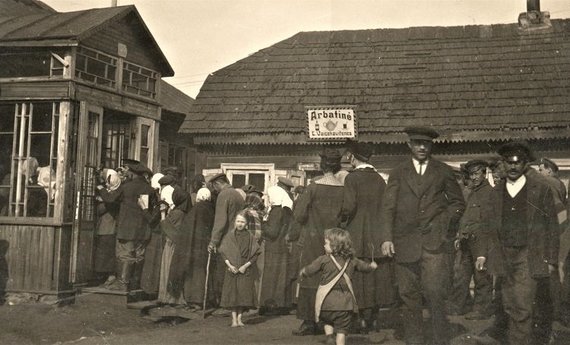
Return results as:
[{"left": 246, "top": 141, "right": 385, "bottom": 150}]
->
[
  {"left": 299, "top": 228, "right": 377, "bottom": 345},
  {"left": 219, "top": 211, "right": 261, "bottom": 327}
]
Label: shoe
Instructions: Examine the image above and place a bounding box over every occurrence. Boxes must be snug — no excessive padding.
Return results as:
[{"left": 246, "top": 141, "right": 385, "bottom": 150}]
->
[
  {"left": 106, "top": 278, "right": 128, "bottom": 292},
  {"left": 465, "top": 311, "right": 492, "bottom": 320},
  {"left": 292, "top": 321, "right": 316, "bottom": 336},
  {"left": 98, "top": 275, "right": 116, "bottom": 288}
]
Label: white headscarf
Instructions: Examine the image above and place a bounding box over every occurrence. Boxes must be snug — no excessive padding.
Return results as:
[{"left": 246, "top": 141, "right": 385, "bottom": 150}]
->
[
  {"left": 104, "top": 169, "right": 121, "bottom": 191},
  {"left": 196, "top": 187, "right": 211, "bottom": 202},
  {"left": 150, "top": 173, "right": 164, "bottom": 190},
  {"left": 267, "top": 185, "right": 293, "bottom": 210},
  {"left": 160, "top": 184, "right": 175, "bottom": 209},
  {"left": 37, "top": 166, "right": 56, "bottom": 200}
]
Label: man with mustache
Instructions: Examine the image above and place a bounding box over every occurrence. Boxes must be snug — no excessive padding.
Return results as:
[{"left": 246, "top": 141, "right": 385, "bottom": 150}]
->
[
  {"left": 380, "top": 126, "right": 465, "bottom": 345},
  {"left": 473, "top": 142, "right": 559, "bottom": 345}
]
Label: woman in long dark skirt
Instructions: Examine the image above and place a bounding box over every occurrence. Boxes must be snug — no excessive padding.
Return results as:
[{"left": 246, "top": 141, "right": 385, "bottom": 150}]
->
[
  {"left": 292, "top": 148, "right": 345, "bottom": 336},
  {"left": 94, "top": 169, "right": 121, "bottom": 286},
  {"left": 259, "top": 185, "right": 293, "bottom": 314},
  {"left": 171, "top": 187, "right": 215, "bottom": 308}
]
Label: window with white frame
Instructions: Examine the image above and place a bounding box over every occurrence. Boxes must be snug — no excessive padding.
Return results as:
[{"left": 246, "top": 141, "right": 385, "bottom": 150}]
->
[
  {"left": 220, "top": 163, "right": 275, "bottom": 194},
  {"left": 0, "top": 102, "right": 60, "bottom": 218}
]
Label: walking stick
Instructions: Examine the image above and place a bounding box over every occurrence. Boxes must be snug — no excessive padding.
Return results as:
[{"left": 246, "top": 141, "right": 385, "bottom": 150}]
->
[{"left": 203, "top": 251, "right": 212, "bottom": 319}]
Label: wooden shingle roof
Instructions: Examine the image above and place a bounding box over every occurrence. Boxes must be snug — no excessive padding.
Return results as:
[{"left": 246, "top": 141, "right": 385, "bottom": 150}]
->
[
  {"left": 181, "top": 20, "right": 570, "bottom": 144},
  {"left": 0, "top": 3, "right": 174, "bottom": 76}
]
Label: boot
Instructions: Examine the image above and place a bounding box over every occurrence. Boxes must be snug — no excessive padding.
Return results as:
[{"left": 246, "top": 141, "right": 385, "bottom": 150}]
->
[
  {"left": 107, "top": 260, "right": 132, "bottom": 292},
  {"left": 130, "top": 260, "right": 144, "bottom": 291}
]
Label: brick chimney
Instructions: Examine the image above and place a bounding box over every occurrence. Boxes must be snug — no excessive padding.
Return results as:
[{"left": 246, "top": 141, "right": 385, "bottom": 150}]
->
[{"left": 519, "top": 0, "right": 551, "bottom": 30}]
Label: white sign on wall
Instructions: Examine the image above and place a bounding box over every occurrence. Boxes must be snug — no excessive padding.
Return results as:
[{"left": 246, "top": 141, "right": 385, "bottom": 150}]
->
[{"left": 306, "top": 106, "right": 356, "bottom": 140}]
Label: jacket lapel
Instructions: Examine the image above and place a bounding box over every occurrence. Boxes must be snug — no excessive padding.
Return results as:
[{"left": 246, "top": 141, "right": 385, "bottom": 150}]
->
[
  {"left": 403, "top": 160, "right": 422, "bottom": 198},
  {"left": 525, "top": 178, "right": 539, "bottom": 226},
  {"left": 495, "top": 182, "right": 505, "bottom": 225}
]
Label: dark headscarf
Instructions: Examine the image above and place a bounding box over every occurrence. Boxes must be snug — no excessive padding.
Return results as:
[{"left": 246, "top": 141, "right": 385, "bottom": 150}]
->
[
  {"left": 245, "top": 194, "right": 264, "bottom": 212},
  {"left": 172, "top": 187, "right": 191, "bottom": 213}
]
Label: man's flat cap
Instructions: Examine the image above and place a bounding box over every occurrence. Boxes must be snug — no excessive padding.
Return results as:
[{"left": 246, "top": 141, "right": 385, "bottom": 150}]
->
[
  {"left": 209, "top": 173, "right": 228, "bottom": 183},
  {"left": 464, "top": 159, "right": 488, "bottom": 173},
  {"left": 278, "top": 177, "right": 295, "bottom": 188},
  {"left": 122, "top": 158, "right": 151, "bottom": 175},
  {"left": 540, "top": 157, "right": 559, "bottom": 172},
  {"left": 404, "top": 126, "right": 439, "bottom": 141}
]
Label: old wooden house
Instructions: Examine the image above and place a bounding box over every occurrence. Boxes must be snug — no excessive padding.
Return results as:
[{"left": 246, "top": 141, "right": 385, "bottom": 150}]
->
[
  {"left": 181, "top": 2, "right": 570, "bottom": 190},
  {"left": 0, "top": 0, "right": 194, "bottom": 299}
]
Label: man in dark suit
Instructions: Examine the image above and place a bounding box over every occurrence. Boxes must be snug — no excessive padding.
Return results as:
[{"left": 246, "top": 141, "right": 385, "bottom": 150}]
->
[
  {"left": 473, "top": 142, "right": 559, "bottom": 345},
  {"left": 380, "top": 126, "right": 465, "bottom": 345}
]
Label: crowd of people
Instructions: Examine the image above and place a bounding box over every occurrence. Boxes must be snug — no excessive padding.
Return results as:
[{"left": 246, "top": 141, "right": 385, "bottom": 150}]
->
[{"left": 91, "top": 125, "right": 569, "bottom": 345}]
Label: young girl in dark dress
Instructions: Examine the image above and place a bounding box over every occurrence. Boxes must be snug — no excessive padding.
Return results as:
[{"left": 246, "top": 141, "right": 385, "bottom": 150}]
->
[
  {"left": 300, "top": 228, "right": 377, "bottom": 345},
  {"left": 219, "top": 211, "right": 261, "bottom": 327}
]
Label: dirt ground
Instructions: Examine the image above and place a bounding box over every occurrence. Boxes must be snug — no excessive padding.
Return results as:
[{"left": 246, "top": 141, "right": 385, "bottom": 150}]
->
[{"left": 2, "top": 292, "right": 570, "bottom": 345}]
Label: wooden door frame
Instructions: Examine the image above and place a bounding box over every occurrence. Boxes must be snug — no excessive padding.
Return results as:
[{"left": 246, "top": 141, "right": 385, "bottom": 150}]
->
[{"left": 70, "top": 102, "right": 103, "bottom": 284}]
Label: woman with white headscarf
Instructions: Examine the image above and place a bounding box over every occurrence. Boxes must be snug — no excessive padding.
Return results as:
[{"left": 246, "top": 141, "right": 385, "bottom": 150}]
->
[
  {"left": 141, "top": 173, "right": 166, "bottom": 295},
  {"left": 170, "top": 187, "right": 215, "bottom": 309},
  {"left": 94, "top": 169, "right": 121, "bottom": 287},
  {"left": 259, "top": 185, "right": 294, "bottom": 315}
]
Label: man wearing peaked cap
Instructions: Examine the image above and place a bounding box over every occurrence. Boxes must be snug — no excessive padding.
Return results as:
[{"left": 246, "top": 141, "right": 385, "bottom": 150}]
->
[
  {"left": 448, "top": 159, "right": 494, "bottom": 321},
  {"left": 97, "top": 158, "right": 157, "bottom": 292},
  {"left": 536, "top": 156, "right": 568, "bottom": 331},
  {"left": 497, "top": 141, "right": 534, "bottom": 163},
  {"left": 472, "top": 141, "right": 559, "bottom": 345},
  {"left": 380, "top": 125, "right": 465, "bottom": 344},
  {"left": 341, "top": 140, "right": 395, "bottom": 332},
  {"left": 278, "top": 176, "right": 295, "bottom": 189},
  {"left": 209, "top": 172, "right": 229, "bottom": 184},
  {"left": 538, "top": 157, "right": 567, "bottom": 205}
]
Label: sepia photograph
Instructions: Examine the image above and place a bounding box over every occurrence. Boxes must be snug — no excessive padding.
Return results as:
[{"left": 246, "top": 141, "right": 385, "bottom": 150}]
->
[{"left": 1, "top": 0, "right": 570, "bottom": 344}]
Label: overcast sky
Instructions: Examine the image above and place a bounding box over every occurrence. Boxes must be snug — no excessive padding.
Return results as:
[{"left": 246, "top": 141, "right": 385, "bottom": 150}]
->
[{"left": 43, "top": 0, "right": 570, "bottom": 98}]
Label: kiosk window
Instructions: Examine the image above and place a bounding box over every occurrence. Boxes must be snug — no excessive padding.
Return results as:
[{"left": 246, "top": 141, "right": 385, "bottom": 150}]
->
[{"left": 0, "top": 102, "right": 59, "bottom": 218}]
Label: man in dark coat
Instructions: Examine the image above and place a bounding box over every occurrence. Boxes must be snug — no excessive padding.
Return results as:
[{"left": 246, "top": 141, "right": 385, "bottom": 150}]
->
[
  {"left": 448, "top": 160, "right": 494, "bottom": 320},
  {"left": 207, "top": 173, "right": 245, "bottom": 307},
  {"left": 97, "top": 159, "right": 157, "bottom": 291},
  {"left": 340, "top": 140, "right": 394, "bottom": 333},
  {"left": 473, "top": 142, "right": 559, "bottom": 345},
  {"left": 380, "top": 126, "right": 465, "bottom": 345}
]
